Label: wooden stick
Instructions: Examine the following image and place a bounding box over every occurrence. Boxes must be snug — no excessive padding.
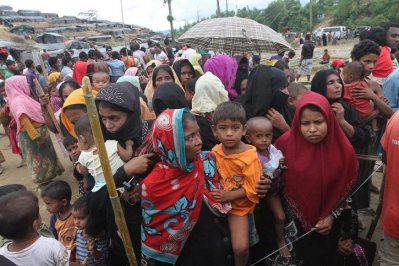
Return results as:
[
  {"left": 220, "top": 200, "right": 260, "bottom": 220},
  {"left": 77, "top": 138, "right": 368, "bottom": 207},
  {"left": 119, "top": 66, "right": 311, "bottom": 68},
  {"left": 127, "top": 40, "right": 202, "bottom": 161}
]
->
[
  {"left": 366, "top": 168, "right": 386, "bottom": 240},
  {"left": 81, "top": 76, "right": 136, "bottom": 266},
  {"left": 33, "top": 78, "right": 63, "bottom": 139},
  {"left": 356, "top": 154, "right": 381, "bottom": 162},
  {"left": 38, "top": 54, "right": 49, "bottom": 83}
]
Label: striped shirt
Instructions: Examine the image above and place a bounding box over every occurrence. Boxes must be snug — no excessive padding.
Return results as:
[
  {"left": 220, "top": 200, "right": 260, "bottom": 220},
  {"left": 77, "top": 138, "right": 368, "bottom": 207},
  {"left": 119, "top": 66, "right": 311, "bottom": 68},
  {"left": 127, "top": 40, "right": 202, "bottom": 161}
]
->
[{"left": 75, "top": 230, "right": 109, "bottom": 266}]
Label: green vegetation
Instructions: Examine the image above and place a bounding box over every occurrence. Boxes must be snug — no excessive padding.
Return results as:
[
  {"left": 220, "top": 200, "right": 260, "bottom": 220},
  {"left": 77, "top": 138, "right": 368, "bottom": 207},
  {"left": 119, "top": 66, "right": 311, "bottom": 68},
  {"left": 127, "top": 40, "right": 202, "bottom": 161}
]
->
[{"left": 175, "top": 0, "right": 399, "bottom": 37}]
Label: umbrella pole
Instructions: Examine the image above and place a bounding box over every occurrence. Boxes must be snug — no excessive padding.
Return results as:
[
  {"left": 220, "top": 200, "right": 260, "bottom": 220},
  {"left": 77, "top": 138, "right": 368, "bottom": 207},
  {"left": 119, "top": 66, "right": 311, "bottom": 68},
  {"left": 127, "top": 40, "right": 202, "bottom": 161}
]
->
[
  {"left": 81, "top": 77, "right": 137, "bottom": 266},
  {"left": 33, "top": 78, "right": 64, "bottom": 139}
]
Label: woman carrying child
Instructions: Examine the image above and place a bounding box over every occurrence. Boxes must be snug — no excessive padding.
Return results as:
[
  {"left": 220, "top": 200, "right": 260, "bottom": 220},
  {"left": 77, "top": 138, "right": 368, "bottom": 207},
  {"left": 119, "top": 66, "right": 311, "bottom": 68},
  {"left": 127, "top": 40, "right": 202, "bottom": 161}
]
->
[
  {"left": 275, "top": 92, "right": 358, "bottom": 265},
  {"left": 5, "top": 76, "right": 64, "bottom": 186}
]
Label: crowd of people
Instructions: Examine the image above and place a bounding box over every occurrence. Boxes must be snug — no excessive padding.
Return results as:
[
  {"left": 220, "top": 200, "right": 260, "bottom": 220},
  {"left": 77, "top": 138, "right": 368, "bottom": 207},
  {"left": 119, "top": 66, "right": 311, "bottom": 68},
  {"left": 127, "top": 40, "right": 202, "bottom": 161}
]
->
[{"left": 0, "top": 21, "right": 398, "bottom": 266}]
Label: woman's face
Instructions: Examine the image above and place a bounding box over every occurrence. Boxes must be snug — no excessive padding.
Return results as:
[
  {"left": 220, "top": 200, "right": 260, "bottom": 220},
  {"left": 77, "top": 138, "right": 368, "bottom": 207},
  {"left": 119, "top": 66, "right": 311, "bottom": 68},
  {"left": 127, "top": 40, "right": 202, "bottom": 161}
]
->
[
  {"left": 98, "top": 104, "right": 128, "bottom": 133},
  {"left": 64, "top": 108, "right": 86, "bottom": 124},
  {"left": 300, "top": 108, "right": 328, "bottom": 144},
  {"left": 184, "top": 119, "right": 202, "bottom": 162},
  {"left": 155, "top": 69, "right": 173, "bottom": 88},
  {"left": 325, "top": 74, "right": 342, "bottom": 100},
  {"left": 146, "top": 66, "right": 154, "bottom": 78},
  {"left": 357, "top": 53, "right": 379, "bottom": 76},
  {"left": 179, "top": 65, "right": 193, "bottom": 86},
  {"left": 62, "top": 85, "right": 75, "bottom": 102}
]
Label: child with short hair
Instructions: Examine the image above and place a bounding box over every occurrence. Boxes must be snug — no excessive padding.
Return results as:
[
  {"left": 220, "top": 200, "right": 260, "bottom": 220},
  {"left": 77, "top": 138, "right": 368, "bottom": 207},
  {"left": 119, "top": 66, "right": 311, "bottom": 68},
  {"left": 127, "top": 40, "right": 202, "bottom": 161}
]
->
[
  {"left": 72, "top": 196, "right": 109, "bottom": 265},
  {"left": 342, "top": 61, "right": 378, "bottom": 132},
  {"left": 92, "top": 72, "right": 110, "bottom": 91},
  {"left": 74, "top": 114, "right": 133, "bottom": 193},
  {"left": 211, "top": 101, "right": 263, "bottom": 266},
  {"left": 287, "top": 82, "right": 307, "bottom": 107},
  {"left": 41, "top": 180, "right": 77, "bottom": 261},
  {"left": 0, "top": 190, "right": 69, "bottom": 265},
  {"left": 245, "top": 117, "right": 290, "bottom": 260}
]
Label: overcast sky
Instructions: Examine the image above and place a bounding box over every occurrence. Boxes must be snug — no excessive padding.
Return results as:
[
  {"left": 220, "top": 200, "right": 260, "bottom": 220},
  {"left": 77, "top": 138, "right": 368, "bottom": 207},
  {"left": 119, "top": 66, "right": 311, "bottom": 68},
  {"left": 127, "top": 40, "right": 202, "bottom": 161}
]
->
[{"left": 2, "top": 0, "right": 286, "bottom": 31}]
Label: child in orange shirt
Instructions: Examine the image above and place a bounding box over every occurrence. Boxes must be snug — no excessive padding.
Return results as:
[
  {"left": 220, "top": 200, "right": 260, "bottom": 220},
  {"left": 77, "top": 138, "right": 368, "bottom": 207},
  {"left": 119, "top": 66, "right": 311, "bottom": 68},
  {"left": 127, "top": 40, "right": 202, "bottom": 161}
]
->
[
  {"left": 211, "top": 101, "right": 262, "bottom": 266},
  {"left": 342, "top": 62, "right": 378, "bottom": 132}
]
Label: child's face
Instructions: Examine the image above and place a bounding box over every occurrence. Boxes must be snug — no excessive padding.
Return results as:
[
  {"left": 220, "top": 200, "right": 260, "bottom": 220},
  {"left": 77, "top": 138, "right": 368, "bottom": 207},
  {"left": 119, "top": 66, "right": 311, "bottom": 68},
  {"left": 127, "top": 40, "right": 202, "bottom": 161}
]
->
[
  {"left": 246, "top": 123, "right": 273, "bottom": 154},
  {"left": 72, "top": 208, "right": 88, "bottom": 230},
  {"left": 66, "top": 142, "right": 80, "bottom": 161},
  {"left": 42, "top": 196, "right": 68, "bottom": 214},
  {"left": 92, "top": 75, "right": 109, "bottom": 90},
  {"left": 50, "top": 88, "right": 59, "bottom": 97},
  {"left": 300, "top": 108, "right": 328, "bottom": 144},
  {"left": 213, "top": 119, "right": 246, "bottom": 149}
]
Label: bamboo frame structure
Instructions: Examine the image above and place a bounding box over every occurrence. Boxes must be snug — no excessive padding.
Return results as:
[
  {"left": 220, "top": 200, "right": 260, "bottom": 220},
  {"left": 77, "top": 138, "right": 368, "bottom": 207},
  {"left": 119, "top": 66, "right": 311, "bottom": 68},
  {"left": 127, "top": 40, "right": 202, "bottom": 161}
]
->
[
  {"left": 81, "top": 76, "right": 136, "bottom": 266},
  {"left": 33, "top": 78, "right": 63, "bottom": 139}
]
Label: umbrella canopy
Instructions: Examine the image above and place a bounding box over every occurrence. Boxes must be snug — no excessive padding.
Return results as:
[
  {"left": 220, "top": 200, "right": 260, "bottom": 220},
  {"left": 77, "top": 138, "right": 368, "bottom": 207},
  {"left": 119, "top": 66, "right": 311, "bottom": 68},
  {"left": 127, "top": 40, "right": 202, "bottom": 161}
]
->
[{"left": 178, "top": 17, "right": 293, "bottom": 54}]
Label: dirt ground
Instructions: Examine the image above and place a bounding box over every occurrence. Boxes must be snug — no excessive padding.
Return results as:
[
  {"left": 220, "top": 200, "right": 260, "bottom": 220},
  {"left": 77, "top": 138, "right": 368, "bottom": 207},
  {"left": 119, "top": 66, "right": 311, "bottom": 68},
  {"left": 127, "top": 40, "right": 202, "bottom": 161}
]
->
[{"left": 0, "top": 38, "right": 386, "bottom": 264}]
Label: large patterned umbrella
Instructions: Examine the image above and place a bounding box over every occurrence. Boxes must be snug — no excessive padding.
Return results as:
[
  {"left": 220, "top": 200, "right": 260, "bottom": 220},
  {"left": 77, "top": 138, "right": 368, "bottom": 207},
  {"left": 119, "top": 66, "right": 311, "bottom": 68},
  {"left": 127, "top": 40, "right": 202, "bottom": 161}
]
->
[{"left": 178, "top": 17, "right": 293, "bottom": 54}]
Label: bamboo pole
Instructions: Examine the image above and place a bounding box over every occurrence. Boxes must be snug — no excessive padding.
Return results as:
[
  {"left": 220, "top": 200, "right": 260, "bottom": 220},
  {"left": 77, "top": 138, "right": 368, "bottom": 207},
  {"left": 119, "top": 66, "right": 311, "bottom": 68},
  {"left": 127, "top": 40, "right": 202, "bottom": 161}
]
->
[
  {"left": 38, "top": 54, "right": 49, "bottom": 83},
  {"left": 33, "top": 78, "right": 64, "bottom": 139},
  {"left": 81, "top": 76, "right": 136, "bottom": 266}
]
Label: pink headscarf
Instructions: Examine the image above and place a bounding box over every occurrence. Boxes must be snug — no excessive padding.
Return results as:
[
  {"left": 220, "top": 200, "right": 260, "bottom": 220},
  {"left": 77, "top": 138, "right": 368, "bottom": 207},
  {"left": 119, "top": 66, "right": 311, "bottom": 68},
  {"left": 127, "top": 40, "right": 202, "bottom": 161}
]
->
[
  {"left": 5, "top": 76, "right": 45, "bottom": 134},
  {"left": 204, "top": 55, "right": 238, "bottom": 99},
  {"left": 125, "top": 67, "right": 139, "bottom": 76}
]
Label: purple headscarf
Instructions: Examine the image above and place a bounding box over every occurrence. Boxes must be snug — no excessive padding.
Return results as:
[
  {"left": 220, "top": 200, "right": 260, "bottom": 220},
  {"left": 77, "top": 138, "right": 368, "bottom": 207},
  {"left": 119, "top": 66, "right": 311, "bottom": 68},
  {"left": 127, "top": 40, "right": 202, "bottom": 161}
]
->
[{"left": 204, "top": 55, "right": 238, "bottom": 99}]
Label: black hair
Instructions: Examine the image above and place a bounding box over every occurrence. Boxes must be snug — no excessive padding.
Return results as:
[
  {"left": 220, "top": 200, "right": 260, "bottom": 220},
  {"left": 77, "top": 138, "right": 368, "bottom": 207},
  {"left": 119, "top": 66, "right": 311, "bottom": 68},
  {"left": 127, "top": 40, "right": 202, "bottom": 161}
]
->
[
  {"left": 119, "top": 47, "right": 128, "bottom": 57},
  {"left": 187, "top": 76, "right": 199, "bottom": 93},
  {"left": 301, "top": 104, "right": 322, "bottom": 114},
  {"left": 140, "top": 47, "right": 146, "bottom": 53},
  {"left": 351, "top": 40, "right": 381, "bottom": 60},
  {"left": 79, "top": 51, "right": 88, "bottom": 60},
  {"left": 152, "top": 65, "right": 175, "bottom": 86},
  {"left": 147, "top": 39, "right": 154, "bottom": 47},
  {"left": 48, "top": 56, "right": 58, "bottom": 68},
  {"left": 106, "top": 46, "right": 112, "bottom": 51},
  {"left": 213, "top": 101, "right": 246, "bottom": 125},
  {"left": 164, "top": 38, "right": 170, "bottom": 46},
  {"left": 35, "top": 65, "right": 43, "bottom": 74},
  {"left": 359, "top": 26, "right": 387, "bottom": 46},
  {"left": 252, "top": 55, "right": 260, "bottom": 65},
  {"left": 154, "top": 43, "right": 161, "bottom": 48},
  {"left": 59, "top": 80, "right": 80, "bottom": 102},
  {"left": 24, "top": 59, "right": 34, "bottom": 68},
  {"left": 74, "top": 114, "right": 92, "bottom": 139},
  {"left": 88, "top": 49, "right": 96, "bottom": 58},
  {"left": 72, "top": 196, "right": 88, "bottom": 215},
  {"left": 343, "top": 61, "right": 365, "bottom": 81},
  {"left": 62, "top": 135, "right": 78, "bottom": 148},
  {"left": 0, "top": 191, "right": 39, "bottom": 240},
  {"left": 182, "top": 111, "right": 197, "bottom": 129},
  {"left": 112, "top": 51, "right": 120, "bottom": 60},
  {"left": 305, "top": 33, "right": 311, "bottom": 40},
  {"left": 40, "top": 180, "right": 72, "bottom": 202},
  {"left": 0, "top": 184, "right": 27, "bottom": 198},
  {"left": 5, "top": 60, "right": 15, "bottom": 67},
  {"left": 130, "top": 42, "right": 140, "bottom": 51},
  {"left": 288, "top": 82, "right": 307, "bottom": 99},
  {"left": 288, "top": 50, "right": 295, "bottom": 58},
  {"left": 380, "top": 22, "right": 399, "bottom": 32},
  {"left": 274, "top": 60, "right": 289, "bottom": 71},
  {"left": 62, "top": 56, "right": 72, "bottom": 66}
]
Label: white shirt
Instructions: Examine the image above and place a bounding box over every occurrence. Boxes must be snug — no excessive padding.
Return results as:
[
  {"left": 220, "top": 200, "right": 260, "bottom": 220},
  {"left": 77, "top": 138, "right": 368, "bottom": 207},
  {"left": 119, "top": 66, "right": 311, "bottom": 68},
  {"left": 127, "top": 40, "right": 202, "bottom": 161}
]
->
[
  {"left": 0, "top": 236, "right": 69, "bottom": 266},
  {"left": 78, "top": 140, "right": 125, "bottom": 192},
  {"left": 182, "top": 48, "right": 196, "bottom": 61}
]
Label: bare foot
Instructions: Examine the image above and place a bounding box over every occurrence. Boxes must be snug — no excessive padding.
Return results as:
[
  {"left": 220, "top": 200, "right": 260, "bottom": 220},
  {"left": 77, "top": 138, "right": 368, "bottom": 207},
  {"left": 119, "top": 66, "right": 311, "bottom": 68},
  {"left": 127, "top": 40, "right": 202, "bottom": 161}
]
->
[{"left": 278, "top": 240, "right": 291, "bottom": 260}]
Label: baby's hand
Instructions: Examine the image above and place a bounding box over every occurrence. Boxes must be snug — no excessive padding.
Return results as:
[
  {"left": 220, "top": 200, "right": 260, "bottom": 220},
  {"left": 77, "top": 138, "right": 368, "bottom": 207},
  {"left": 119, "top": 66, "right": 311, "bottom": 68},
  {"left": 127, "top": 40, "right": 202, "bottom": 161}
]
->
[
  {"left": 86, "top": 237, "right": 97, "bottom": 252},
  {"left": 125, "top": 140, "right": 134, "bottom": 147},
  {"left": 279, "top": 157, "right": 288, "bottom": 170},
  {"left": 211, "top": 189, "right": 227, "bottom": 202}
]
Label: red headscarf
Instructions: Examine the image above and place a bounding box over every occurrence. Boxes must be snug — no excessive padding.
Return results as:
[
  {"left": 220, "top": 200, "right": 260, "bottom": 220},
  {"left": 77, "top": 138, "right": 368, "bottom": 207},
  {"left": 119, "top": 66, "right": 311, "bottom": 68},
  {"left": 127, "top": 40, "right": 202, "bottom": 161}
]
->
[
  {"left": 275, "top": 92, "right": 358, "bottom": 231},
  {"left": 141, "top": 108, "right": 230, "bottom": 264},
  {"left": 72, "top": 61, "right": 93, "bottom": 85}
]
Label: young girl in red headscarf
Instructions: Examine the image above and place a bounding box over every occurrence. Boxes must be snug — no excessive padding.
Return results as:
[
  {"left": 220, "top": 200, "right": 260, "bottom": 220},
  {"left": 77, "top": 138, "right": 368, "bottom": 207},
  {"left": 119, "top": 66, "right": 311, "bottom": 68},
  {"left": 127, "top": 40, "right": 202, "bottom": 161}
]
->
[{"left": 275, "top": 92, "right": 358, "bottom": 265}]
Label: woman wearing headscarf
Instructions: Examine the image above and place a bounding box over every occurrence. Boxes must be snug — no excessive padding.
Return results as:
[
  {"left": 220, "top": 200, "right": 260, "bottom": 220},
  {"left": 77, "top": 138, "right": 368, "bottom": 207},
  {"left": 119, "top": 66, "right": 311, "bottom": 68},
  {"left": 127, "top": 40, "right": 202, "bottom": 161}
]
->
[
  {"left": 204, "top": 55, "right": 238, "bottom": 99},
  {"left": 73, "top": 61, "right": 94, "bottom": 85},
  {"left": 125, "top": 67, "right": 139, "bottom": 76},
  {"left": 190, "top": 53, "right": 204, "bottom": 76},
  {"left": 94, "top": 82, "right": 155, "bottom": 265},
  {"left": 274, "top": 92, "right": 358, "bottom": 265},
  {"left": 242, "top": 65, "right": 293, "bottom": 140},
  {"left": 5, "top": 76, "right": 64, "bottom": 185},
  {"left": 141, "top": 108, "right": 233, "bottom": 266},
  {"left": 191, "top": 72, "right": 229, "bottom": 151},
  {"left": 152, "top": 82, "right": 188, "bottom": 116},
  {"left": 172, "top": 59, "right": 195, "bottom": 88},
  {"left": 48, "top": 71, "right": 61, "bottom": 84},
  {"left": 233, "top": 55, "right": 249, "bottom": 95},
  {"left": 117, "top": 76, "right": 156, "bottom": 120}
]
